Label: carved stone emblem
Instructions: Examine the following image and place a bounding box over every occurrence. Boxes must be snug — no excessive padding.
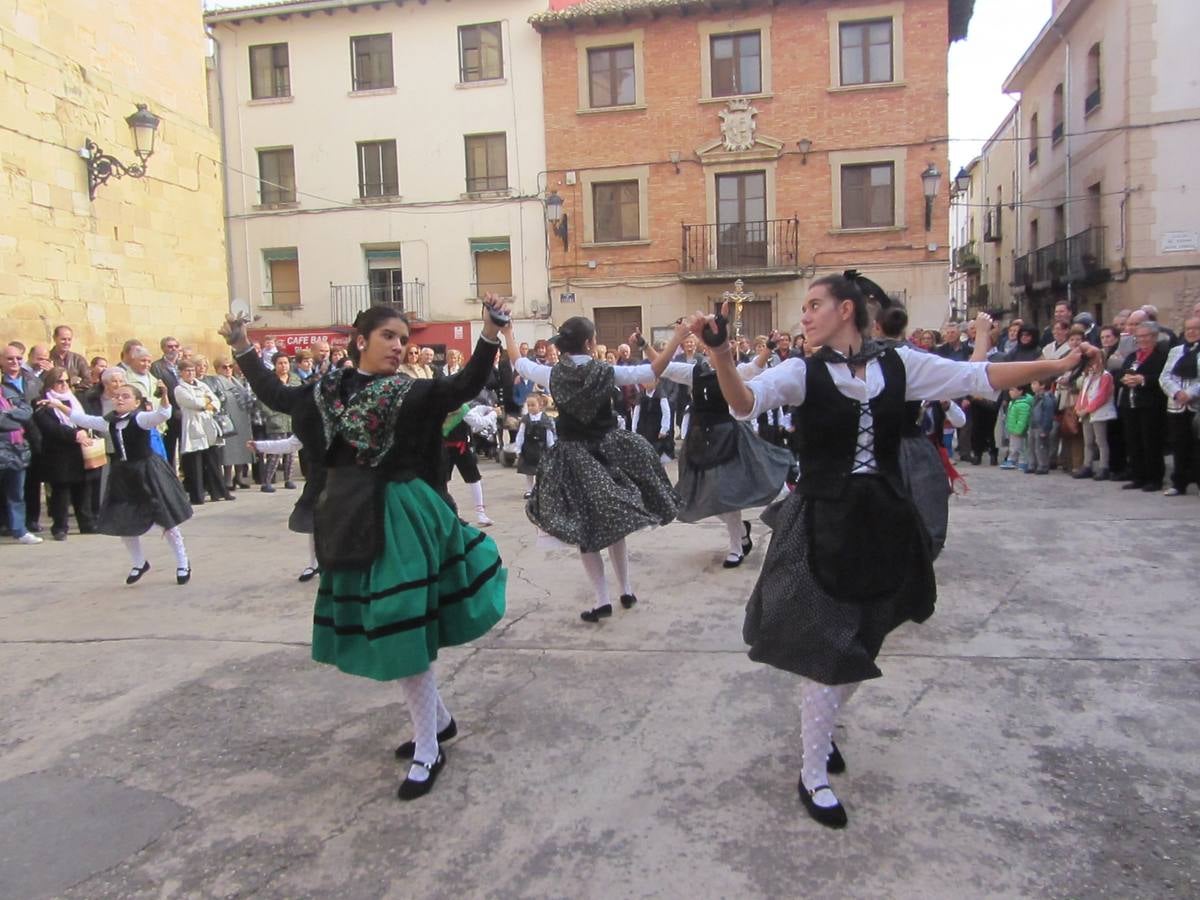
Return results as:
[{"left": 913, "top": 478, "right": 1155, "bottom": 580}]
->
[{"left": 719, "top": 99, "right": 757, "bottom": 152}]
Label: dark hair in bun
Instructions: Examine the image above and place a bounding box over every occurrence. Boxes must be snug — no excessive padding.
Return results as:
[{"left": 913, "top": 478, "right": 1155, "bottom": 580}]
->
[{"left": 550, "top": 316, "right": 595, "bottom": 355}]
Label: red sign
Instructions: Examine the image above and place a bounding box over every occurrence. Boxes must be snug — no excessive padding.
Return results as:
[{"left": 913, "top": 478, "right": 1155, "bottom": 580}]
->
[{"left": 247, "top": 328, "right": 351, "bottom": 354}]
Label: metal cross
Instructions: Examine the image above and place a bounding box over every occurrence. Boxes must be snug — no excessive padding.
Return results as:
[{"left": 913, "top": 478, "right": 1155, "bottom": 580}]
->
[{"left": 720, "top": 278, "right": 753, "bottom": 339}]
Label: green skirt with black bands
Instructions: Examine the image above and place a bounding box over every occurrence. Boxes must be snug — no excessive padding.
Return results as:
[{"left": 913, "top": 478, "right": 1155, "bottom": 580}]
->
[{"left": 312, "top": 479, "right": 506, "bottom": 681}]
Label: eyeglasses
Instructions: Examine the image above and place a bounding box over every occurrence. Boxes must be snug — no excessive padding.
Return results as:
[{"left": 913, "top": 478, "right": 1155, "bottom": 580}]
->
[{"left": 165, "top": 343, "right": 180, "bottom": 350}]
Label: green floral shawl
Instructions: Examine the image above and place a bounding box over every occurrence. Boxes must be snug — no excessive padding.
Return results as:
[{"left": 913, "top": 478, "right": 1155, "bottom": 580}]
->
[{"left": 313, "top": 369, "right": 417, "bottom": 468}]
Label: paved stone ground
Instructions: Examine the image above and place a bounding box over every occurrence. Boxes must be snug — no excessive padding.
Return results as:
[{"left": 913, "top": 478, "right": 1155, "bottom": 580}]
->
[{"left": 1, "top": 461, "right": 1197, "bottom": 899}]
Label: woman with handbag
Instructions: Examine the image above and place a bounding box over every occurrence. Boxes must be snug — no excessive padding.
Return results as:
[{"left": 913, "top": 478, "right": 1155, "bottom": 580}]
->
[
  {"left": 687, "top": 275, "right": 1093, "bottom": 829},
  {"left": 42, "top": 382, "right": 193, "bottom": 584},
  {"left": 201, "top": 356, "right": 255, "bottom": 491},
  {"left": 32, "top": 367, "right": 98, "bottom": 539},
  {"left": 506, "top": 317, "right": 679, "bottom": 623},
  {"left": 219, "top": 298, "right": 510, "bottom": 801},
  {"left": 648, "top": 321, "right": 792, "bottom": 568},
  {"left": 174, "top": 360, "right": 232, "bottom": 503}
]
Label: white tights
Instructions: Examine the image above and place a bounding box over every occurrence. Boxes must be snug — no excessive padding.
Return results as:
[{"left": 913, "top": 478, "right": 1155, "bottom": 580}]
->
[
  {"left": 121, "top": 526, "right": 188, "bottom": 572},
  {"left": 800, "top": 677, "right": 859, "bottom": 808},
  {"left": 307, "top": 533, "right": 319, "bottom": 570},
  {"left": 399, "top": 667, "right": 450, "bottom": 781},
  {"left": 719, "top": 511, "right": 744, "bottom": 556},
  {"left": 579, "top": 539, "right": 634, "bottom": 610}
]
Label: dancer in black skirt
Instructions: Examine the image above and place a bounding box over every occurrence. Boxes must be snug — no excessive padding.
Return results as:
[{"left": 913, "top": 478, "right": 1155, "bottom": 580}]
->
[
  {"left": 45, "top": 383, "right": 193, "bottom": 584},
  {"left": 505, "top": 317, "right": 678, "bottom": 622},
  {"left": 647, "top": 322, "right": 792, "bottom": 568},
  {"left": 687, "top": 276, "right": 1093, "bottom": 828},
  {"left": 513, "top": 393, "right": 555, "bottom": 498}
]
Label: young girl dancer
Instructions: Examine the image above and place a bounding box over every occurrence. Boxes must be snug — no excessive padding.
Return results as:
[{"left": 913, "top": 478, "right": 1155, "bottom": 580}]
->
[
  {"left": 220, "top": 298, "right": 509, "bottom": 800},
  {"left": 513, "top": 393, "right": 555, "bottom": 498},
  {"left": 688, "top": 276, "right": 1091, "bottom": 828},
  {"left": 647, "top": 324, "right": 793, "bottom": 568},
  {"left": 46, "top": 383, "right": 193, "bottom": 584},
  {"left": 506, "top": 317, "right": 679, "bottom": 622}
]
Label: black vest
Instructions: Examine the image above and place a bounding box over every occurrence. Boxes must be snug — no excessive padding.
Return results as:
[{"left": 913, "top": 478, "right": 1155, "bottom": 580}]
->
[
  {"left": 636, "top": 392, "right": 663, "bottom": 440},
  {"left": 107, "top": 414, "right": 154, "bottom": 461},
  {"left": 795, "top": 350, "right": 907, "bottom": 499},
  {"left": 557, "top": 396, "right": 615, "bottom": 441},
  {"left": 690, "top": 361, "right": 733, "bottom": 427},
  {"left": 523, "top": 415, "right": 550, "bottom": 449}
]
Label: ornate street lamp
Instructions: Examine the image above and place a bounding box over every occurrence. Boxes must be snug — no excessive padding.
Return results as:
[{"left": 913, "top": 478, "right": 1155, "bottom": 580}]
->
[
  {"left": 545, "top": 189, "right": 568, "bottom": 250},
  {"left": 920, "top": 163, "right": 943, "bottom": 232},
  {"left": 954, "top": 167, "right": 971, "bottom": 195},
  {"left": 83, "top": 103, "right": 162, "bottom": 200}
]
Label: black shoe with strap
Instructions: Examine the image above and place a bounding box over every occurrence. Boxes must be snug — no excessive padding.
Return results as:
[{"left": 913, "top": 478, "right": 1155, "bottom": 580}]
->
[
  {"left": 581, "top": 604, "right": 613, "bottom": 623},
  {"left": 741, "top": 520, "right": 753, "bottom": 555},
  {"left": 126, "top": 561, "right": 150, "bottom": 585},
  {"left": 619, "top": 594, "right": 637, "bottom": 609},
  {"left": 395, "top": 719, "right": 458, "bottom": 759},
  {"left": 827, "top": 741, "right": 846, "bottom": 775},
  {"left": 176, "top": 567, "right": 191, "bottom": 585},
  {"left": 798, "top": 777, "right": 848, "bottom": 829},
  {"left": 397, "top": 750, "right": 446, "bottom": 801}
]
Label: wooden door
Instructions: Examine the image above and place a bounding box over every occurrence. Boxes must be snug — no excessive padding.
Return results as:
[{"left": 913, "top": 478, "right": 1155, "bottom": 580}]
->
[
  {"left": 716, "top": 171, "right": 767, "bottom": 269},
  {"left": 593, "top": 306, "right": 643, "bottom": 354}
]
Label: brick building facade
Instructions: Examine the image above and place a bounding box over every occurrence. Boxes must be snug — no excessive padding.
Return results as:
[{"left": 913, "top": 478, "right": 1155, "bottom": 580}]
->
[{"left": 532, "top": 0, "right": 972, "bottom": 347}]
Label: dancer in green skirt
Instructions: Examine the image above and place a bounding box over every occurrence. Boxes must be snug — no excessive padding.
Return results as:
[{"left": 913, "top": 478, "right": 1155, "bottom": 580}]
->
[{"left": 220, "top": 298, "right": 511, "bottom": 800}]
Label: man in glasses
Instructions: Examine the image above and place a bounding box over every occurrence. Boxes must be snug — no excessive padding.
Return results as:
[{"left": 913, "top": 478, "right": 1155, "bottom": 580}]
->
[
  {"left": 151, "top": 337, "right": 184, "bottom": 469},
  {"left": 49, "top": 325, "right": 92, "bottom": 390}
]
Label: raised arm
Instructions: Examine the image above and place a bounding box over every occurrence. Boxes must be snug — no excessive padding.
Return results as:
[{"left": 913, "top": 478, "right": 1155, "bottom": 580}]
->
[
  {"left": 651, "top": 321, "right": 688, "bottom": 378},
  {"left": 683, "top": 308, "right": 761, "bottom": 417},
  {"left": 426, "top": 299, "right": 511, "bottom": 414},
  {"left": 970, "top": 312, "right": 993, "bottom": 362}
]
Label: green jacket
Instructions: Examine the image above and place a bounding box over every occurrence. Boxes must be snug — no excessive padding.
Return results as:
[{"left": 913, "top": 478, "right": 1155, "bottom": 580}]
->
[{"left": 1005, "top": 393, "right": 1034, "bottom": 437}]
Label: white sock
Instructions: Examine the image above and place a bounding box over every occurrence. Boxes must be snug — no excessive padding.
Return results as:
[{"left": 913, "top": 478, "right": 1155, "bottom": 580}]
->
[
  {"left": 307, "top": 533, "right": 319, "bottom": 570},
  {"left": 435, "top": 692, "right": 453, "bottom": 732},
  {"left": 525, "top": 474, "right": 536, "bottom": 491},
  {"left": 122, "top": 536, "right": 146, "bottom": 568},
  {"left": 608, "top": 538, "right": 634, "bottom": 596},
  {"left": 799, "top": 678, "right": 859, "bottom": 808},
  {"left": 399, "top": 668, "right": 442, "bottom": 781},
  {"left": 579, "top": 551, "right": 610, "bottom": 609},
  {"left": 720, "top": 511, "right": 744, "bottom": 556},
  {"left": 163, "top": 526, "right": 189, "bottom": 570},
  {"left": 469, "top": 480, "right": 485, "bottom": 510}
]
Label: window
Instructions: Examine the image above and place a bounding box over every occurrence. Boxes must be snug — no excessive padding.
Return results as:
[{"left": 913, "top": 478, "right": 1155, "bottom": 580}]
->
[
  {"left": 839, "top": 20, "right": 893, "bottom": 86},
  {"left": 716, "top": 171, "right": 767, "bottom": 268},
  {"left": 592, "top": 181, "right": 640, "bottom": 243},
  {"left": 1028, "top": 113, "right": 1039, "bottom": 167},
  {"left": 249, "top": 43, "right": 290, "bottom": 99},
  {"left": 368, "top": 266, "right": 404, "bottom": 305},
  {"left": 1030, "top": 218, "right": 1039, "bottom": 251},
  {"left": 1087, "top": 182, "right": 1102, "bottom": 230},
  {"left": 1051, "top": 84, "right": 1064, "bottom": 145},
  {"left": 840, "top": 163, "right": 894, "bottom": 229},
  {"left": 357, "top": 140, "right": 398, "bottom": 198},
  {"left": 1085, "top": 43, "right": 1102, "bottom": 113},
  {"left": 588, "top": 45, "right": 636, "bottom": 108},
  {"left": 263, "top": 250, "right": 300, "bottom": 308},
  {"left": 351, "top": 34, "right": 393, "bottom": 91},
  {"left": 710, "top": 32, "right": 761, "bottom": 97},
  {"left": 257, "top": 148, "right": 295, "bottom": 205},
  {"left": 471, "top": 239, "right": 512, "bottom": 297},
  {"left": 1054, "top": 204, "right": 1066, "bottom": 241},
  {"left": 464, "top": 133, "right": 507, "bottom": 193},
  {"left": 459, "top": 22, "right": 503, "bottom": 82}
]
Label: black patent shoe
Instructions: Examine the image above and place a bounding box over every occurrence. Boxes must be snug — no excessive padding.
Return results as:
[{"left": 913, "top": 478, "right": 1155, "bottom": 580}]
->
[
  {"left": 398, "top": 750, "right": 446, "bottom": 801},
  {"left": 741, "top": 520, "right": 753, "bottom": 555},
  {"left": 581, "top": 604, "right": 613, "bottom": 623},
  {"left": 799, "top": 778, "right": 848, "bottom": 829},
  {"left": 176, "top": 567, "right": 191, "bottom": 585},
  {"left": 827, "top": 741, "right": 846, "bottom": 775},
  {"left": 395, "top": 719, "right": 458, "bottom": 759},
  {"left": 620, "top": 593, "right": 637, "bottom": 609},
  {"left": 722, "top": 552, "right": 744, "bottom": 569},
  {"left": 297, "top": 566, "right": 320, "bottom": 583},
  {"left": 126, "top": 561, "right": 150, "bottom": 585}
]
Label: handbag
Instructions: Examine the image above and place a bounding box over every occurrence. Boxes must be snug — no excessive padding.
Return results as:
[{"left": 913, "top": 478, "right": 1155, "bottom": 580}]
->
[
  {"left": 1060, "top": 407, "right": 1081, "bottom": 436},
  {"left": 683, "top": 419, "right": 738, "bottom": 470},
  {"left": 313, "top": 465, "right": 386, "bottom": 569},
  {"left": 214, "top": 412, "right": 237, "bottom": 437},
  {"left": 81, "top": 437, "right": 107, "bottom": 470}
]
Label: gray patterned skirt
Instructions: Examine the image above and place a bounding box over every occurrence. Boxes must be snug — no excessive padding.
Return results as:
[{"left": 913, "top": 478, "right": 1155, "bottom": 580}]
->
[
  {"left": 676, "top": 420, "right": 792, "bottom": 523},
  {"left": 527, "top": 430, "right": 679, "bottom": 553},
  {"left": 743, "top": 475, "right": 936, "bottom": 685}
]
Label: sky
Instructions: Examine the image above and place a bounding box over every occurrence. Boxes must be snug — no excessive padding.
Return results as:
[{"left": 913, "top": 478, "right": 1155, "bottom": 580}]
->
[{"left": 948, "top": 0, "right": 1053, "bottom": 174}]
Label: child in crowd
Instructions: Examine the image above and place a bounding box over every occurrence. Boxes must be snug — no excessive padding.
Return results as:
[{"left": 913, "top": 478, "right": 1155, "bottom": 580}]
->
[
  {"left": 1001, "top": 386, "right": 1033, "bottom": 470},
  {"left": 1028, "top": 380, "right": 1058, "bottom": 475},
  {"left": 513, "top": 394, "right": 555, "bottom": 498}
]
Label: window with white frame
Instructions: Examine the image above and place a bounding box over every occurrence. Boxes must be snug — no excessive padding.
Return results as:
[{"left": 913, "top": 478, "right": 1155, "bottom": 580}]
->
[
  {"left": 351, "top": 34, "right": 394, "bottom": 91},
  {"left": 357, "top": 140, "right": 399, "bottom": 198}
]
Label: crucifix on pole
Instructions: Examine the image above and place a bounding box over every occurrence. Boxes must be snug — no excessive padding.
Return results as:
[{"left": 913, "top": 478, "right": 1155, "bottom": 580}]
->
[{"left": 720, "top": 278, "right": 753, "bottom": 339}]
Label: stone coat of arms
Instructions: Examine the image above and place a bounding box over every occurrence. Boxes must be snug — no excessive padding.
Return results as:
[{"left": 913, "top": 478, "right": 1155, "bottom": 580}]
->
[{"left": 719, "top": 99, "right": 757, "bottom": 152}]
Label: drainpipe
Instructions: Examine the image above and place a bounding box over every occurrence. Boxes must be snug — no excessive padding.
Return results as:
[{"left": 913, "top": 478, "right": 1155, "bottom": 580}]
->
[{"left": 1051, "top": 22, "right": 1073, "bottom": 310}]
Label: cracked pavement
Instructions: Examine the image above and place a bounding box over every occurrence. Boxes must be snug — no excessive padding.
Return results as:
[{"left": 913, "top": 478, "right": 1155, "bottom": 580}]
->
[{"left": 0, "top": 463, "right": 1197, "bottom": 898}]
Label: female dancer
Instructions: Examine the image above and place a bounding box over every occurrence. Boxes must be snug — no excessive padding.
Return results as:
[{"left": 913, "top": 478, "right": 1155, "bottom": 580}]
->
[
  {"left": 647, "top": 325, "right": 792, "bottom": 568},
  {"left": 219, "top": 298, "right": 509, "bottom": 800},
  {"left": 687, "top": 275, "right": 1091, "bottom": 828},
  {"left": 45, "top": 382, "right": 193, "bottom": 583},
  {"left": 513, "top": 393, "right": 555, "bottom": 498},
  {"left": 506, "top": 317, "right": 679, "bottom": 622}
]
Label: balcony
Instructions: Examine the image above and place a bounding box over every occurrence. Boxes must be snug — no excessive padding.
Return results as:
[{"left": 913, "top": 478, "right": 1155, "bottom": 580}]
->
[
  {"left": 1051, "top": 122, "right": 1064, "bottom": 146},
  {"left": 1085, "top": 87, "right": 1101, "bottom": 114},
  {"left": 983, "top": 206, "right": 1002, "bottom": 243},
  {"left": 680, "top": 218, "right": 800, "bottom": 282},
  {"left": 953, "top": 241, "right": 981, "bottom": 272},
  {"left": 1009, "top": 225, "right": 1110, "bottom": 289},
  {"left": 330, "top": 281, "right": 428, "bottom": 325}
]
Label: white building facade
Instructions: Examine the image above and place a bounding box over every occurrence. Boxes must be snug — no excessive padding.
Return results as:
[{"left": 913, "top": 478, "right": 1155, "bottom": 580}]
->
[{"left": 206, "top": 0, "right": 553, "bottom": 350}]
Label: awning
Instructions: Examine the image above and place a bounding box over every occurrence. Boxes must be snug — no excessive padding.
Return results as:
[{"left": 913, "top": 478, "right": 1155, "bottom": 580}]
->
[{"left": 470, "top": 239, "right": 510, "bottom": 253}]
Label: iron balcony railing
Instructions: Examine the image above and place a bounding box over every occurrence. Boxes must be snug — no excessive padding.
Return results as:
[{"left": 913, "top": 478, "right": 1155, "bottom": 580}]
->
[
  {"left": 330, "top": 281, "right": 427, "bottom": 325},
  {"left": 953, "top": 241, "right": 981, "bottom": 272},
  {"left": 681, "top": 218, "right": 800, "bottom": 276},
  {"left": 1010, "top": 225, "right": 1109, "bottom": 288}
]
